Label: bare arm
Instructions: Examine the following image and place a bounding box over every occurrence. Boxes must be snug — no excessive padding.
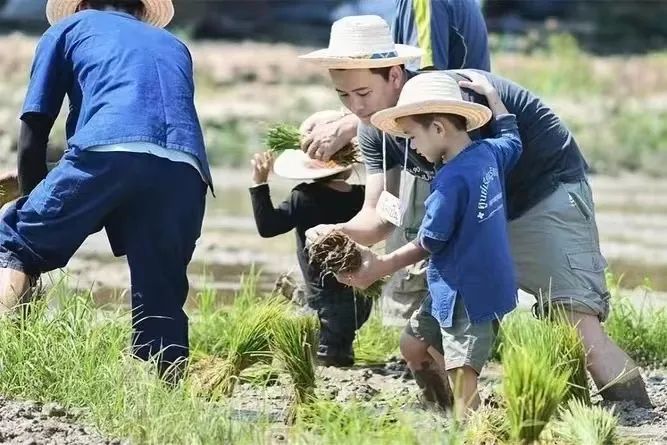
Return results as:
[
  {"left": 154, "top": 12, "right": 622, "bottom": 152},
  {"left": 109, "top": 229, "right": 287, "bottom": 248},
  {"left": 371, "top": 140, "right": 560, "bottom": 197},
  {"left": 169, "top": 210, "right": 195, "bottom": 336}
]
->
[{"left": 305, "top": 166, "right": 400, "bottom": 246}]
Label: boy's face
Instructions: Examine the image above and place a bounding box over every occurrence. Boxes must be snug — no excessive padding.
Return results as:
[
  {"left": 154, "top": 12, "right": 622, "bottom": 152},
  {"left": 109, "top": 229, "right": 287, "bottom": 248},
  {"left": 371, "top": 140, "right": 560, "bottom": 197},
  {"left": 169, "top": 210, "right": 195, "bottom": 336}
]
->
[
  {"left": 397, "top": 116, "right": 447, "bottom": 164},
  {"left": 329, "top": 67, "right": 403, "bottom": 125}
]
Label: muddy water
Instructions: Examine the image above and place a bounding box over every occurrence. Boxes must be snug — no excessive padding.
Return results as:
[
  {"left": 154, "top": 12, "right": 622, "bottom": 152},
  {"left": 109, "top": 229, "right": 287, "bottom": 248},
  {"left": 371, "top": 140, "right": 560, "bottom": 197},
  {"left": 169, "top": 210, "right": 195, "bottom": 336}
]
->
[{"left": 34, "top": 171, "right": 667, "bottom": 308}]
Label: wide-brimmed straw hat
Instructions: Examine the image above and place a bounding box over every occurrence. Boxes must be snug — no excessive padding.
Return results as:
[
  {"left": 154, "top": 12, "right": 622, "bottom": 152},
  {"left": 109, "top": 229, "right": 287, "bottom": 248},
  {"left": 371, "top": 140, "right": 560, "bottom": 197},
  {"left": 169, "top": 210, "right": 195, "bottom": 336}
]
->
[
  {"left": 273, "top": 150, "right": 352, "bottom": 181},
  {"left": 299, "top": 15, "right": 423, "bottom": 69},
  {"left": 46, "top": 0, "right": 174, "bottom": 28},
  {"left": 371, "top": 72, "right": 492, "bottom": 137}
]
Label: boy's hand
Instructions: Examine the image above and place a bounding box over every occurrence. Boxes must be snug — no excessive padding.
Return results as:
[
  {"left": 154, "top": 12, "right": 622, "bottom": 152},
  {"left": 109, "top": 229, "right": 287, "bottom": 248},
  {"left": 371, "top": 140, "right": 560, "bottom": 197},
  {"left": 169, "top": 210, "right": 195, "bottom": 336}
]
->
[
  {"left": 457, "top": 71, "right": 498, "bottom": 98},
  {"left": 251, "top": 152, "right": 274, "bottom": 185}
]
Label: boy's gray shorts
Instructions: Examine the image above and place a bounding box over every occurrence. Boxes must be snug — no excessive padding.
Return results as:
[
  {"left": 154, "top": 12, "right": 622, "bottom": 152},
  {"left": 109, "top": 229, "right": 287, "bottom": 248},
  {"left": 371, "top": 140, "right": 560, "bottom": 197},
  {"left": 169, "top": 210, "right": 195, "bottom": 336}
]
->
[
  {"left": 405, "top": 295, "right": 499, "bottom": 374},
  {"left": 405, "top": 179, "right": 611, "bottom": 355}
]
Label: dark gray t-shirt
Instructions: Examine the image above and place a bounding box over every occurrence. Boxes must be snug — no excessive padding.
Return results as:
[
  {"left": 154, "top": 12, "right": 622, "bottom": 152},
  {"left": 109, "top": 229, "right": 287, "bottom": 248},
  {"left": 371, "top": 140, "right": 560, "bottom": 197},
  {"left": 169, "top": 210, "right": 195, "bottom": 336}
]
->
[{"left": 359, "top": 70, "right": 588, "bottom": 220}]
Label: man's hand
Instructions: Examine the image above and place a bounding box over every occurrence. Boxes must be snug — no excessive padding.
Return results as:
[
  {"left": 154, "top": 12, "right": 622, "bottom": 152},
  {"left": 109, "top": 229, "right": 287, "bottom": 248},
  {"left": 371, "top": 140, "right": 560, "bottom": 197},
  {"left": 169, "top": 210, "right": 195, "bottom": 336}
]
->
[
  {"left": 301, "top": 119, "right": 352, "bottom": 162},
  {"left": 305, "top": 224, "right": 340, "bottom": 244},
  {"left": 299, "top": 110, "right": 345, "bottom": 135},
  {"left": 250, "top": 152, "right": 274, "bottom": 185},
  {"left": 336, "top": 244, "right": 387, "bottom": 290},
  {"left": 457, "top": 70, "right": 497, "bottom": 97}
]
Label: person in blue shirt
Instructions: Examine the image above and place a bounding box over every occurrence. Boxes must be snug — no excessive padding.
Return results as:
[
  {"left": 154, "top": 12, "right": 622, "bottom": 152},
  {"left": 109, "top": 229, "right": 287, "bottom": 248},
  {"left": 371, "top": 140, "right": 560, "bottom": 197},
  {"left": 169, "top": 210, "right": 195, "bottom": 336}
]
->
[
  {"left": 0, "top": 0, "right": 211, "bottom": 379},
  {"left": 365, "top": 71, "right": 520, "bottom": 414},
  {"left": 393, "top": 0, "right": 490, "bottom": 71}
]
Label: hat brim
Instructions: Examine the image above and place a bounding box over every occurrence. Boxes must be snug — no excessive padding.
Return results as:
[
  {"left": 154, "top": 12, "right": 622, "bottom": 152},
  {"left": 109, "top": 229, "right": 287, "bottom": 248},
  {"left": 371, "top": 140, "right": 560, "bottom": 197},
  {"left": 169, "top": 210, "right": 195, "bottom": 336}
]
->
[
  {"left": 298, "top": 44, "right": 423, "bottom": 69},
  {"left": 370, "top": 100, "right": 493, "bottom": 137},
  {"left": 46, "top": 0, "right": 174, "bottom": 28},
  {"left": 273, "top": 150, "right": 353, "bottom": 180}
]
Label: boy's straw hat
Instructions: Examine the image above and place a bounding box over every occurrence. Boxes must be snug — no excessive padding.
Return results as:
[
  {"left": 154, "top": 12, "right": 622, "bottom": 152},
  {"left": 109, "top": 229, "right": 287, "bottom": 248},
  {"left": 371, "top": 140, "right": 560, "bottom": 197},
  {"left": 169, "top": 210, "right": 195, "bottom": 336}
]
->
[
  {"left": 299, "top": 15, "right": 422, "bottom": 69},
  {"left": 371, "top": 72, "right": 492, "bottom": 137},
  {"left": 273, "top": 150, "right": 352, "bottom": 181},
  {"left": 46, "top": 0, "right": 174, "bottom": 28}
]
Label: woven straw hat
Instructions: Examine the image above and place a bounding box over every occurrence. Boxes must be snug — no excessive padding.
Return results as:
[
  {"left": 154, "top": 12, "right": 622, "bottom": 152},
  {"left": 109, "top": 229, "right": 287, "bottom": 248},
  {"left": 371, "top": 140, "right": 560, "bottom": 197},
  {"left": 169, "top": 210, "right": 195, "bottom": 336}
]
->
[
  {"left": 371, "top": 72, "right": 492, "bottom": 137},
  {"left": 299, "top": 15, "right": 422, "bottom": 69},
  {"left": 273, "top": 150, "right": 352, "bottom": 181},
  {"left": 46, "top": 0, "right": 174, "bottom": 28}
]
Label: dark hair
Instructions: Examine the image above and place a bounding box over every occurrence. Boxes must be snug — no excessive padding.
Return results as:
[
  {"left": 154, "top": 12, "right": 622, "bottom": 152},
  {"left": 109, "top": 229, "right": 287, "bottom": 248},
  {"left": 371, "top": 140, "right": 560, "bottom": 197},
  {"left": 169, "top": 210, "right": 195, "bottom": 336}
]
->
[
  {"left": 368, "top": 65, "right": 405, "bottom": 80},
  {"left": 85, "top": 0, "right": 144, "bottom": 15},
  {"left": 410, "top": 113, "right": 467, "bottom": 131}
]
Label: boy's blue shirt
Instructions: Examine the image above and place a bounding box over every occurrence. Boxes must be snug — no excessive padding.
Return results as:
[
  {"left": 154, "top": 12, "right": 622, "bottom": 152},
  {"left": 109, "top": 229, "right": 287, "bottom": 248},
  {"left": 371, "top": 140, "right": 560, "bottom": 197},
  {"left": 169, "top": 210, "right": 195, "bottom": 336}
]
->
[{"left": 418, "top": 114, "right": 522, "bottom": 327}]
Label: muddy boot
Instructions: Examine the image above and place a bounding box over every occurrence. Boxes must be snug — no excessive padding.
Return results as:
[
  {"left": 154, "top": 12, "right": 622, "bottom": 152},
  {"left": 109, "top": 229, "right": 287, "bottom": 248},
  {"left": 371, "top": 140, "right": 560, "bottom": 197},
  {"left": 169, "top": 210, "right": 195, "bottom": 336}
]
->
[
  {"left": 317, "top": 344, "right": 354, "bottom": 368},
  {"left": 599, "top": 375, "right": 653, "bottom": 408},
  {"left": 0, "top": 171, "right": 20, "bottom": 208},
  {"left": 0, "top": 268, "right": 39, "bottom": 316},
  {"left": 413, "top": 361, "right": 454, "bottom": 411}
]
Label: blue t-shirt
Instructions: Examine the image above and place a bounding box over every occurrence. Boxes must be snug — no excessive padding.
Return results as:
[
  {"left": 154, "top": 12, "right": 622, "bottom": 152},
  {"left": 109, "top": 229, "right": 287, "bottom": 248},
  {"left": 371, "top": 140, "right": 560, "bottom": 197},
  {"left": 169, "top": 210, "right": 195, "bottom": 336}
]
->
[
  {"left": 418, "top": 114, "right": 521, "bottom": 327},
  {"left": 21, "top": 10, "right": 212, "bottom": 188},
  {"left": 393, "top": 0, "right": 491, "bottom": 71}
]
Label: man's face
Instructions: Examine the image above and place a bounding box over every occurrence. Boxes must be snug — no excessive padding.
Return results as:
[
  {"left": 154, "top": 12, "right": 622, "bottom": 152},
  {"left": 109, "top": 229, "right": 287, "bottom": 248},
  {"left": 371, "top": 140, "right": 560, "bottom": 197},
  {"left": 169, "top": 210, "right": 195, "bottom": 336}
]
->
[{"left": 329, "top": 67, "right": 403, "bottom": 125}]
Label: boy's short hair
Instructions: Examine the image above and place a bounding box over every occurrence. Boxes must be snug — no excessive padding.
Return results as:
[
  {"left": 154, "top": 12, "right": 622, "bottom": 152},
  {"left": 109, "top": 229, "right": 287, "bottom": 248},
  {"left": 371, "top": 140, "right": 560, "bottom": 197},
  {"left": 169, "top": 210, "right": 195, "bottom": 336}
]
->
[
  {"left": 87, "top": 0, "right": 144, "bottom": 15},
  {"left": 410, "top": 113, "right": 467, "bottom": 131}
]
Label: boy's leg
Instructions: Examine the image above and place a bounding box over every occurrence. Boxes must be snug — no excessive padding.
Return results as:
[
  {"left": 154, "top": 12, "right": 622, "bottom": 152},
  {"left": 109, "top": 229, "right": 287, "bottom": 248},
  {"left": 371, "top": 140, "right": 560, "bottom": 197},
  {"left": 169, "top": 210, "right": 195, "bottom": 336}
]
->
[
  {"left": 114, "top": 157, "right": 206, "bottom": 378},
  {"left": 509, "top": 179, "right": 651, "bottom": 407},
  {"left": 0, "top": 149, "right": 132, "bottom": 313},
  {"left": 441, "top": 297, "right": 498, "bottom": 416},
  {"left": 402, "top": 295, "right": 453, "bottom": 410}
]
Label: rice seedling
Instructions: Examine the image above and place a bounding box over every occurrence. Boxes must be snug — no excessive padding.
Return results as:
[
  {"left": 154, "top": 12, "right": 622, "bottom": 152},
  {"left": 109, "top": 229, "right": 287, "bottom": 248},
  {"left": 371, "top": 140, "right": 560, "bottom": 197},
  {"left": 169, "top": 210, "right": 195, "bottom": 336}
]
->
[
  {"left": 190, "top": 298, "right": 289, "bottom": 399},
  {"left": 502, "top": 342, "right": 570, "bottom": 443},
  {"left": 265, "top": 123, "right": 361, "bottom": 167},
  {"left": 354, "top": 312, "right": 401, "bottom": 365},
  {"left": 307, "top": 229, "right": 387, "bottom": 299},
  {"left": 552, "top": 399, "right": 619, "bottom": 445},
  {"left": 499, "top": 311, "right": 590, "bottom": 404},
  {"left": 605, "top": 272, "right": 667, "bottom": 367},
  {"left": 463, "top": 405, "right": 510, "bottom": 445},
  {"left": 271, "top": 314, "right": 319, "bottom": 423},
  {"left": 500, "top": 312, "right": 589, "bottom": 443}
]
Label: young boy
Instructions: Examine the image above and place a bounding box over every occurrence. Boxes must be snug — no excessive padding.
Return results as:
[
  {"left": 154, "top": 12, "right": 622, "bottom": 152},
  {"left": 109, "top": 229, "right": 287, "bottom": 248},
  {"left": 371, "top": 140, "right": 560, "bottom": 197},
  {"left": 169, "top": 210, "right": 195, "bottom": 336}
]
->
[
  {"left": 249, "top": 149, "right": 371, "bottom": 366},
  {"left": 368, "top": 71, "right": 522, "bottom": 414}
]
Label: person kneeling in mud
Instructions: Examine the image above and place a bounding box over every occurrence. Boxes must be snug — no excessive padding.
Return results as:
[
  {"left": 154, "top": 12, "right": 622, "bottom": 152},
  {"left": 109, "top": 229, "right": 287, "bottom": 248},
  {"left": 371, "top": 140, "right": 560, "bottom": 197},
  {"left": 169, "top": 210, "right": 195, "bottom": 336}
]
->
[
  {"left": 343, "top": 72, "right": 521, "bottom": 416},
  {"left": 249, "top": 148, "right": 371, "bottom": 367}
]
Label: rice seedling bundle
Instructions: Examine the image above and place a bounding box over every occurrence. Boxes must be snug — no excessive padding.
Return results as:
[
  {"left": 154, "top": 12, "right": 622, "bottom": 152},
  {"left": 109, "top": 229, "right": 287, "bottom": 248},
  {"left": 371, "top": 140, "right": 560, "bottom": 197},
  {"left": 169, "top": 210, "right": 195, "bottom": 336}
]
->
[
  {"left": 552, "top": 399, "right": 619, "bottom": 445},
  {"left": 500, "top": 313, "right": 589, "bottom": 443},
  {"left": 190, "top": 299, "right": 289, "bottom": 399},
  {"left": 271, "top": 314, "right": 319, "bottom": 424},
  {"left": 265, "top": 123, "right": 361, "bottom": 167},
  {"left": 307, "top": 229, "right": 386, "bottom": 299}
]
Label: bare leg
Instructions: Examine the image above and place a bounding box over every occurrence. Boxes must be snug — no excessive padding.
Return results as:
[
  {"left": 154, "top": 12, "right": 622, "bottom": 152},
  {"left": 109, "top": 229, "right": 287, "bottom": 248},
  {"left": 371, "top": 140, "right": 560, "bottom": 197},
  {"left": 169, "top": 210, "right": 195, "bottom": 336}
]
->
[
  {"left": 0, "top": 268, "right": 34, "bottom": 315},
  {"left": 400, "top": 331, "right": 453, "bottom": 410},
  {"left": 448, "top": 366, "right": 480, "bottom": 419},
  {"left": 566, "top": 311, "right": 652, "bottom": 407}
]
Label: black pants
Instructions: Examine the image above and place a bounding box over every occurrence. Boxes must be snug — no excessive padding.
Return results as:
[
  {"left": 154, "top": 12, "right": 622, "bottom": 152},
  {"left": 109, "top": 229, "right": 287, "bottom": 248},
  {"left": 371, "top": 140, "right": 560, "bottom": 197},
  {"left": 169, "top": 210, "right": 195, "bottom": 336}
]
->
[{"left": 308, "top": 289, "right": 372, "bottom": 352}]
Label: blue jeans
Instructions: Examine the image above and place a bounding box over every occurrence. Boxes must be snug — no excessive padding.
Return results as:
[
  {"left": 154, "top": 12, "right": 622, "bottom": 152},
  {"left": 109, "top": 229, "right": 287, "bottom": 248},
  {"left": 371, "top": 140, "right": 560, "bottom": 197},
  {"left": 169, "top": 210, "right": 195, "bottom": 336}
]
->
[{"left": 0, "top": 148, "right": 206, "bottom": 371}]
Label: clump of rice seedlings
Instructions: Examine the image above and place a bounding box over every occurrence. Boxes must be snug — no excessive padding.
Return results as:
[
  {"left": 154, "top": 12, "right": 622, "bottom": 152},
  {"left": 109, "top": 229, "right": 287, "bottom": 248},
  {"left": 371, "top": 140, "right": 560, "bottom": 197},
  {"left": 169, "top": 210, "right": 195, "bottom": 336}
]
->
[
  {"left": 271, "top": 314, "right": 319, "bottom": 423},
  {"left": 499, "top": 311, "right": 590, "bottom": 404},
  {"left": 463, "top": 405, "right": 510, "bottom": 445},
  {"left": 605, "top": 272, "right": 667, "bottom": 367},
  {"left": 502, "top": 342, "right": 570, "bottom": 443},
  {"left": 354, "top": 313, "right": 401, "bottom": 365},
  {"left": 265, "top": 123, "right": 361, "bottom": 166},
  {"left": 307, "top": 229, "right": 386, "bottom": 299},
  {"left": 190, "top": 299, "right": 289, "bottom": 399},
  {"left": 238, "top": 363, "right": 281, "bottom": 387},
  {"left": 552, "top": 399, "right": 619, "bottom": 445}
]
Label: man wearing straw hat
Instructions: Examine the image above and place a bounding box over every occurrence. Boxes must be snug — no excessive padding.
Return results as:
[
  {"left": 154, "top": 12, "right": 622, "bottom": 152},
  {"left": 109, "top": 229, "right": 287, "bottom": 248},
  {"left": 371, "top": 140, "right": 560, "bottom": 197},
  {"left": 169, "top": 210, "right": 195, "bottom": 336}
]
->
[
  {"left": 0, "top": 0, "right": 211, "bottom": 378},
  {"left": 301, "top": 15, "right": 652, "bottom": 408}
]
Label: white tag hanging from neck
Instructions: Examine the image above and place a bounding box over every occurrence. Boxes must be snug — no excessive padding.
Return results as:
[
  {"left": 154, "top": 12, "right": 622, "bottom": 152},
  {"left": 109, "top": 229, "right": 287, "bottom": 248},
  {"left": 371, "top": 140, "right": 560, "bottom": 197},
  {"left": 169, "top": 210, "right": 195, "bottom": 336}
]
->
[{"left": 376, "top": 134, "right": 410, "bottom": 227}]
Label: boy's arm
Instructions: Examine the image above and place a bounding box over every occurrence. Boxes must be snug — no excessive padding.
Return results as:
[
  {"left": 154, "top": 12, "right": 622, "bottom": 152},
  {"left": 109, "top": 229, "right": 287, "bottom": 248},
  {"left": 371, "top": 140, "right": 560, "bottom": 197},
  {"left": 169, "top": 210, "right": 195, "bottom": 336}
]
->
[
  {"left": 458, "top": 72, "right": 522, "bottom": 170},
  {"left": 417, "top": 183, "right": 465, "bottom": 255}
]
